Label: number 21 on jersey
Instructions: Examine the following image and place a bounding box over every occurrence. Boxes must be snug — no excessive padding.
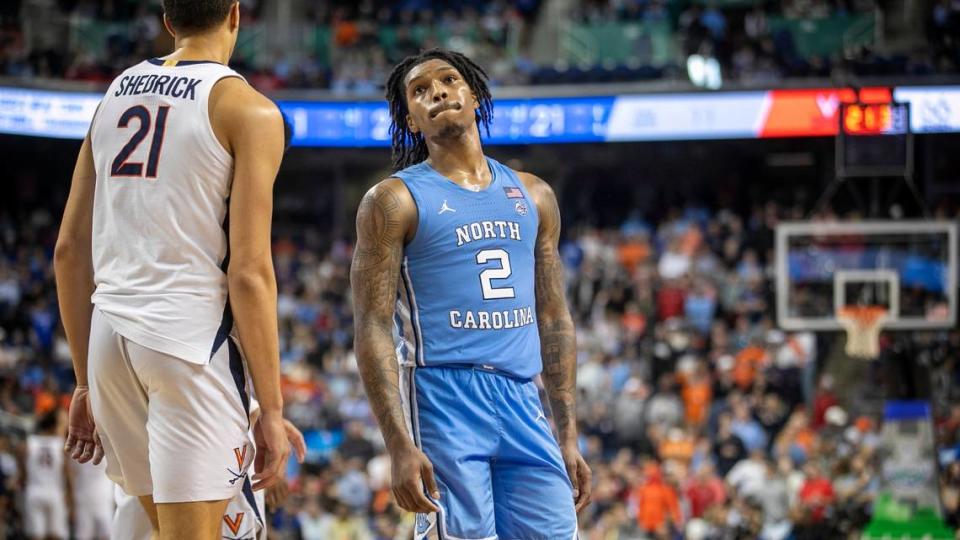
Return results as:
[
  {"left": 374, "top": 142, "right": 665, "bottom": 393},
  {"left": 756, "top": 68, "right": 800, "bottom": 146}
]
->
[{"left": 111, "top": 105, "right": 170, "bottom": 178}]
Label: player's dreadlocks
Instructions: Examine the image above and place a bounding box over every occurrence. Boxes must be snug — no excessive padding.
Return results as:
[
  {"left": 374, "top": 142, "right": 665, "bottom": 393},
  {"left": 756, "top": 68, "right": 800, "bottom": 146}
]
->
[{"left": 385, "top": 48, "right": 493, "bottom": 172}]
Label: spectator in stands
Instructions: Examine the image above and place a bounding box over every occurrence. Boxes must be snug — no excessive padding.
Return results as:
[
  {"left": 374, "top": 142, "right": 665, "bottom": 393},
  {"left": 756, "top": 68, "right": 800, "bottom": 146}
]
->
[
  {"left": 712, "top": 412, "right": 747, "bottom": 477},
  {"left": 726, "top": 448, "right": 768, "bottom": 500},
  {"left": 683, "top": 462, "right": 726, "bottom": 519},
  {"left": 630, "top": 462, "right": 682, "bottom": 537},
  {"left": 797, "top": 462, "right": 836, "bottom": 523},
  {"left": 613, "top": 377, "right": 648, "bottom": 448},
  {"left": 700, "top": 1, "right": 727, "bottom": 41},
  {"left": 757, "top": 458, "right": 792, "bottom": 538},
  {"left": 337, "top": 421, "right": 376, "bottom": 464},
  {"left": 731, "top": 400, "right": 768, "bottom": 453},
  {"left": 645, "top": 375, "right": 684, "bottom": 429}
]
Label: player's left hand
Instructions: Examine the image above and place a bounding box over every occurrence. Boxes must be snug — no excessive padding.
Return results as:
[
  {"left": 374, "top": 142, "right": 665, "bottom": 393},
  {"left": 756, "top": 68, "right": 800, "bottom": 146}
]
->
[
  {"left": 560, "top": 443, "right": 592, "bottom": 513},
  {"left": 264, "top": 418, "right": 305, "bottom": 509},
  {"left": 64, "top": 385, "right": 104, "bottom": 465},
  {"left": 252, "top": 410, "right": 291, "bottom": 491}
]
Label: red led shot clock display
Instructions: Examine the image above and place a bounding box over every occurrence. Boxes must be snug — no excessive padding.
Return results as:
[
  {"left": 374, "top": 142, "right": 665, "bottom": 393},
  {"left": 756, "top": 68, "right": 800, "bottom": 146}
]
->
[{"left": 842, "top": 102, "right": 909, "bottom": 135}]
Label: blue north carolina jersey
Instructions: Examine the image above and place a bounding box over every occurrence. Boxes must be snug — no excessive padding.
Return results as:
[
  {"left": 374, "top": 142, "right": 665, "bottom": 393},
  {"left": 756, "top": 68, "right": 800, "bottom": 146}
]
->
[{"left": 393, "top": 157, "right": 542, "bottom": 379}]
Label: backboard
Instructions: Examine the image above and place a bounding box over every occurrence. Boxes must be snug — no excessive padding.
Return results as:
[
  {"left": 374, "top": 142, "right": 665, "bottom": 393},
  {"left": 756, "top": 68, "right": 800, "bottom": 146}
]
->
[{"left": 776, "top": 220, "right": 957, "bottom": 331}]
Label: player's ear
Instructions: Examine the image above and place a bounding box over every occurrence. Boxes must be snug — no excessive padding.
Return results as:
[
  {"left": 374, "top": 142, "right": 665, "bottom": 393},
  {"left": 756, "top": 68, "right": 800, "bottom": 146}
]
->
[
  {"left": 228, "top": 1, "right": 241, "bottom": 33},
  {"left": 406, "top": 114, "right": 420, "bottom": 134},
  {"left": 162, "top": 14, "right": 177, "bottom": 39},
  {"left": 472, "top": 93, "right": 479, "bottom": 110}
]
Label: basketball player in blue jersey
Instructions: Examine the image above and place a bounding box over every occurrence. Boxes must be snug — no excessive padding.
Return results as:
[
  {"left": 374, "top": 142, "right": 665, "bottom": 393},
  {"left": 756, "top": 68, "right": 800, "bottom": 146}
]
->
[{"left": 352, "top": 49, "right": 591, "bottom": 539}]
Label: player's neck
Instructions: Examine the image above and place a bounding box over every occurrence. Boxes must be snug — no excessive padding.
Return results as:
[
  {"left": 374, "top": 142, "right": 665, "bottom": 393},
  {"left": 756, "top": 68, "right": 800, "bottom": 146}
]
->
[
  {"left": 166, "top": 34, "right": 232, "bottom": 65},
  {"left": 425, "top": 131, "right": 488, "bottom": 187}
]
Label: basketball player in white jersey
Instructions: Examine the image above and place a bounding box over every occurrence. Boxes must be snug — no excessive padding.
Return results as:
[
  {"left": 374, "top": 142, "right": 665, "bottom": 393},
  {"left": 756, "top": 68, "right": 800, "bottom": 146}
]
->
[
  {"left": 68, "top": 458, "right": 114, "bottom": 540},
  {"left": 24, "top": 410, "right": 69, "bottom": 540},
  {"left": 54, "top": 1, "right": 290, "bottom": 538}
]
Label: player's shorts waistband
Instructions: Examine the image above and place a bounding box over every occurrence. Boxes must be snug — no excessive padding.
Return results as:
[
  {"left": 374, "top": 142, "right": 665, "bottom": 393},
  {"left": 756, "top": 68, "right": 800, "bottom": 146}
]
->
[{"left": 418, "top": 363, "right": 533, "bottom": 382}]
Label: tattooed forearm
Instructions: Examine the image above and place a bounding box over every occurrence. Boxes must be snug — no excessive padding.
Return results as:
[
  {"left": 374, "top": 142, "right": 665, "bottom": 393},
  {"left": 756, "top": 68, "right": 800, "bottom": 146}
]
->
[
  {"left": 351, "top": 183, "right": 412, "bottom": 453},
  {"left": 534, "top": 182, "right": 579, "bottom": 446},
  {"left": 540, "top": 318, "right": 578, "bottom": 444}
]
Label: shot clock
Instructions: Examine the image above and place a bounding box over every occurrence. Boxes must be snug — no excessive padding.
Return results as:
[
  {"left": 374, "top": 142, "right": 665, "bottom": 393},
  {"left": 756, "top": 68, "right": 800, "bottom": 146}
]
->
[{"left": 837, "top": 102, "right": 912, "bottom": 178}]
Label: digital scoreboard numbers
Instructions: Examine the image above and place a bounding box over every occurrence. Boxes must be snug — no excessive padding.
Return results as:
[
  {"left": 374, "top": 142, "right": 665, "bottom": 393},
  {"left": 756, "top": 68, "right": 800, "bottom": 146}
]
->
[
  {"left": 837, "top": 102, "right": 912, "bottom": 178},
  {"left": 842, "top": 102, "right": 909, "bottom": 136}
]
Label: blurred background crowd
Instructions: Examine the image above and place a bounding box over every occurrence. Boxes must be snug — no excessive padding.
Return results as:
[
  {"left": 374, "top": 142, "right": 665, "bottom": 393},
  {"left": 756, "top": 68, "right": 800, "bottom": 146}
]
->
[
  {"left": 0, "top": 185, "right": 956, "bottom": 538},
  {"left": 1, "top": 0, "right": 958, "bottom": 92}
]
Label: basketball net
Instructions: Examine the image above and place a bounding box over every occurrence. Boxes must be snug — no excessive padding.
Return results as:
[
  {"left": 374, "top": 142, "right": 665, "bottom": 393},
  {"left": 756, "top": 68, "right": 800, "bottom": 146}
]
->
[{"left": 837, "top": 306, "right": 888, "bottom": 360}]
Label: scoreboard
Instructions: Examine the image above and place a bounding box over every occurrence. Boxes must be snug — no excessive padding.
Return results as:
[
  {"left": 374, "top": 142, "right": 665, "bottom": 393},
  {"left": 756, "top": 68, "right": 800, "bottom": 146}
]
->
[
  {"left": 0, "top": 85, "right": 954, "bottom": 147},
  {"left": 841, "top": 102, "right": 910, "bottom": 136},
  {"left": 837, "top": 102, "right": 912, "bottom": 178}
]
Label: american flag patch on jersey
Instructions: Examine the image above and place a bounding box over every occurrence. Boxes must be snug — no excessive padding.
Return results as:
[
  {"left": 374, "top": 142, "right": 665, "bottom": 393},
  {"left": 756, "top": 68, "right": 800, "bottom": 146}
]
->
[{"left": 504, "top": 187, "right": 524, "bottom": 199}]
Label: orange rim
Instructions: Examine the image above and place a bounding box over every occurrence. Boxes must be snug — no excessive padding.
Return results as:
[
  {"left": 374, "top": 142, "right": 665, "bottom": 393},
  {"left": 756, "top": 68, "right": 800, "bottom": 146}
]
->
[{"left": 837, "top": 305, "right": 888, "bottom": 326}]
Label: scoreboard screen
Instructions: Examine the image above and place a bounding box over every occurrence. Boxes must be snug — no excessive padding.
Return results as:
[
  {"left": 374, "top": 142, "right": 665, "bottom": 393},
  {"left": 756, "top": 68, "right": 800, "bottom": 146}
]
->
[
  {"left": 837, "top": 102, "right": 912, "bottom": 178},
  {"left": 841, "top": 102, "right": 910, "bottom": 136}
]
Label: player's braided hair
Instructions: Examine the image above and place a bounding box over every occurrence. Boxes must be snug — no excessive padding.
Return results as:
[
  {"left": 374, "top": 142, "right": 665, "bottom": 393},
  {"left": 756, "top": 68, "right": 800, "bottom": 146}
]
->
[{"left": 385, "top": 48, "right": 493, "bottom": 172}]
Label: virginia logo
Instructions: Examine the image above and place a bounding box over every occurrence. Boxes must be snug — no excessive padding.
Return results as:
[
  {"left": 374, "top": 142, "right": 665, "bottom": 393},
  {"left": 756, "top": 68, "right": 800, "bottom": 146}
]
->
[
  {"left": 233, "top": 446, "right": 247, "bottom": 469},
  {"left": 816, "top": 93, "right": 840, "bottom": 118},
  {"left": 223, "top": 513, "right": 245, "bottom": 536},
  {"left": 226, "top": 445, "right": 248, "bottom": 486}
]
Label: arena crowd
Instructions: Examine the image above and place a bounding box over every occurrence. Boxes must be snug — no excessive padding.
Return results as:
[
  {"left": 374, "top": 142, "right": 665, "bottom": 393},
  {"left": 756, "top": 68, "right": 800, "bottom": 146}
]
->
[
  {"left": 0, "top": 193, "right": 956, "bottom": 538},
  {"left": 1, "top": 0, "right": 957, "bottom": 91}
]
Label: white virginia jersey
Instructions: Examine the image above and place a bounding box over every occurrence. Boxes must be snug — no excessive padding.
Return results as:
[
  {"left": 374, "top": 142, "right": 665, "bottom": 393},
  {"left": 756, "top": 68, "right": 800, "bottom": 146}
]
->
[
  {"left": 25, "top": 435, "right": 65, "bottom": 493},
  {"left": 90, "top": 58, "right": 244, "bottom": 365}
]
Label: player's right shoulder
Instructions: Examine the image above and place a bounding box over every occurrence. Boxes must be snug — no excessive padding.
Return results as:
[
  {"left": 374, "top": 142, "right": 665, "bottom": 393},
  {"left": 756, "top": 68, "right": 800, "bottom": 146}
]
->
[
  {"left": 357, "top": 178, "right": 418, "bottom": 242},
  {"left": 209, "top": 76, "right": 271, "bottom": 110},
  {"left": 366, "top": 177, "right": 416, "bottom": 212},
  {"left": 208, "top": 78, "right": 283, "bottom": 155}
]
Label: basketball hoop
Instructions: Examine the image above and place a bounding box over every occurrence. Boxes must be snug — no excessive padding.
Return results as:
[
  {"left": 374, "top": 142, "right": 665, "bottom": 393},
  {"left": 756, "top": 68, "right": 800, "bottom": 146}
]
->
[{"left": 837, "top": 306, "right": 889, "bottom": 360}]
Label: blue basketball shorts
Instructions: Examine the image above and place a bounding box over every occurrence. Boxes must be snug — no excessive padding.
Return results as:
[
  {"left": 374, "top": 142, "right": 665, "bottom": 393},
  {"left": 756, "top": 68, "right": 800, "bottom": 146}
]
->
[{"left": 401, "top": 364, "right": 578, "bottom": 540}]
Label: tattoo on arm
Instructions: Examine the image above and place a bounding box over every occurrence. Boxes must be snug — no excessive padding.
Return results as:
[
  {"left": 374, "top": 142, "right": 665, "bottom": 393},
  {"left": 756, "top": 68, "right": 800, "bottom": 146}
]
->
[
  {"left": 534, "top": 183, "right": 579, "bottom": 445},
  {"left": 351, "top": 185, "right": 409, "bottom": 451},
  {"left": 353, "top": 187, "right": 402, "bottom": 271}
]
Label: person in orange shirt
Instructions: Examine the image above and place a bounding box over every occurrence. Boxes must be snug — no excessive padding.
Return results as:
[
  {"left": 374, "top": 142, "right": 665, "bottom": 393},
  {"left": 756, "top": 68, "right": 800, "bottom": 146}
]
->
[
  {"left": 631, "top": 462, "right": 682, "bottom": 537},
  {"left": 681, "top": 367, "right": 712, "bottom": 427},
  {"left": 618, "top": 235, "right": 651, "bottom": 274},
  {"left": 33, "top": 377, "right": 60, "bottom": 416},
  {"left": 659, "top": 428, "right": 696, "bottom": 466},
  {"left": 732, "top": 343, "right": 767, "bottom": 391}
]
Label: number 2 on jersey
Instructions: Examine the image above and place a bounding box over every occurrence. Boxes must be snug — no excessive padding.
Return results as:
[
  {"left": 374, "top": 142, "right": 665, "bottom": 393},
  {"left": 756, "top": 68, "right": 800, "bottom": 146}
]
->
[
  {"left": 111, "top": 105, "right": 170, "bottom": 178},
  {"left": 477, "top": 249, "right": 515, "bottom": 299}
]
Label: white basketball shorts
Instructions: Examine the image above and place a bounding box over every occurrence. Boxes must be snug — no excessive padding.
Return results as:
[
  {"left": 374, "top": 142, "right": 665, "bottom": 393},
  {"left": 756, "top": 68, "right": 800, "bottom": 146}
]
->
[
  {"left": 113, "top": 482, "right": 266, "bottom": 540},
  {"left": 88, "top": 308, "right": 254, "bottom": 503},
  {"left": 24, "top": 488, "right": 68, "bottom": 539},
  {"left": 73, "top": 499, "right": 113, "bottom": 540}
]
